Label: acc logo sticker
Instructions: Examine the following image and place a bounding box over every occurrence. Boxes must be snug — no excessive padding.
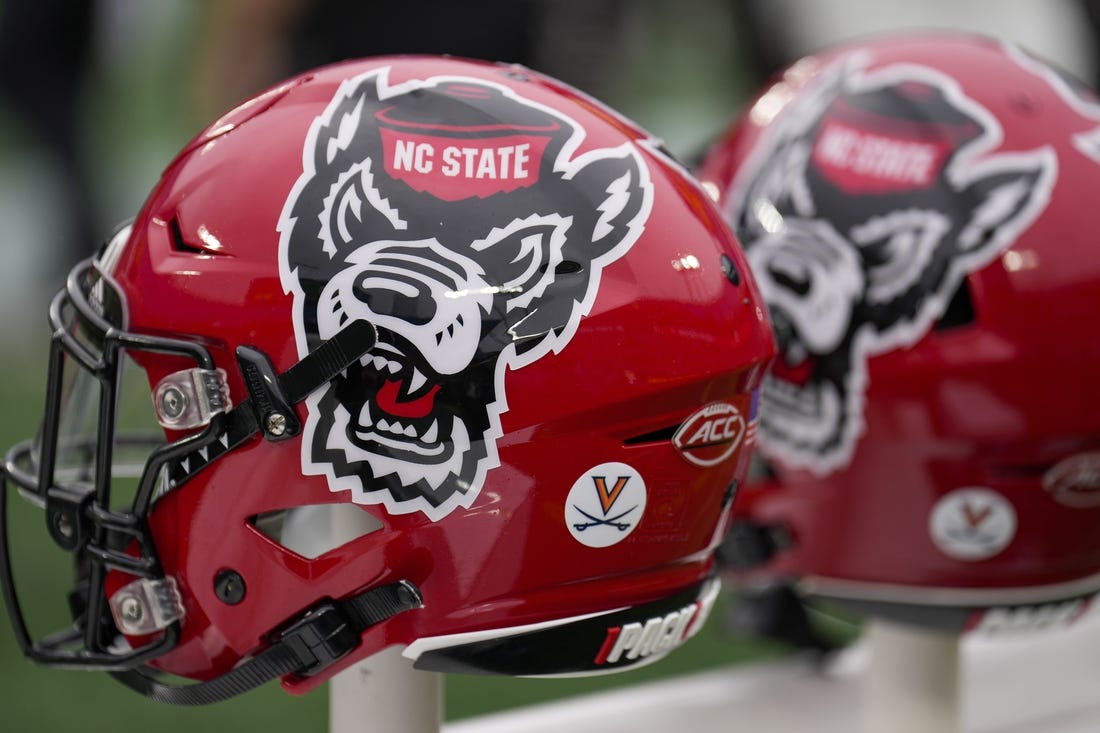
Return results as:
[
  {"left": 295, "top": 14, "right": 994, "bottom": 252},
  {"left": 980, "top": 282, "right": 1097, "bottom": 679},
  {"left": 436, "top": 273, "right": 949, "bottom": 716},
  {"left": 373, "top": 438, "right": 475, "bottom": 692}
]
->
[
  {"left": 1043, "top": 452, "right": 1100, "bottom": 508},
  {"left": 928, "top": 487, "right": 1017, "bottom": 561},
  {"left": 672, "top": 402, "right": 746, "bottom": 468},
  {"left": 566, "top": 462, "right": 646, "bottom": 548}
]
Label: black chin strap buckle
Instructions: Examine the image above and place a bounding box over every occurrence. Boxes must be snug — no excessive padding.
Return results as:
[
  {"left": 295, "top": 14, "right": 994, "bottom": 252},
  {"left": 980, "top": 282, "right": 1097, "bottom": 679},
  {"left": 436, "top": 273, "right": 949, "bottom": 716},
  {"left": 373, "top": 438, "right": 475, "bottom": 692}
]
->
[
  {"left": 235, "top": 318, "right": 379, "bottom": 442},
  {"left": 167, "top": 319, "right": 378, "bottom": 488},
  {"left": 277, "top": 579, "right": 424, "bottom": 678},
  {"left": 109, "top": 579, "right": 423, "bottom": 705},
  {"left": 275, "top": 602, "right": 359, "bottom": 676}
]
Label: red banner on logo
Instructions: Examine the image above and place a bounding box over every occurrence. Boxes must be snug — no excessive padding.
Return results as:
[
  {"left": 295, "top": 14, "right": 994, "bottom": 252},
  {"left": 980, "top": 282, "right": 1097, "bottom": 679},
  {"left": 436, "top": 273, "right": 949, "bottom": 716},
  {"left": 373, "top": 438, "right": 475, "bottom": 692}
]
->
[
  {"left": 380, "top": 128, "right": 551, "bottom": 201},
  {"left": 812, "top": 119, "right": 952, "bottom": 194}
]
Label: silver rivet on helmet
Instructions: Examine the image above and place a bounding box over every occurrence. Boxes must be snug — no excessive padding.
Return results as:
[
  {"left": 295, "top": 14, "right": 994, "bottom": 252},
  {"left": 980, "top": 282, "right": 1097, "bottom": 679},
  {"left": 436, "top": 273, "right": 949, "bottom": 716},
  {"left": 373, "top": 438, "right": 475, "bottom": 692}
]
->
[
  {"left": 158, "top": 386, "right": 188, "bottom": 421},
  {"left": 266, "top": 412, "right": 287, "bottom": 437},
  {"left": 55, "top": 514, "right": 74, "bottom": 540},
  {"left": 118, "top": 596, "right": 144, "bottom": 623}
]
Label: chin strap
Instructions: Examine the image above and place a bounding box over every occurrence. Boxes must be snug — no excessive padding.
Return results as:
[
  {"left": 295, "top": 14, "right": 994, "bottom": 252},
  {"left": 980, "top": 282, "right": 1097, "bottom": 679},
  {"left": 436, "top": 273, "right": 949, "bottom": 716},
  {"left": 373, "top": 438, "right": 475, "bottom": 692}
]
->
[
  {"left": 715, "top": 519, "right": 792, "bottom": 571},
  {"left": 166, "top": 318, "right": 378, "bottom": 490},
  {"left": 109, "top": 580, "right": 423, "bottom": 705},
  {"left": 724, "top": 582, "right": 840, "bottom": 660},
  {"left": 717, "top": 522, "right": 838, "bottom": 659}
]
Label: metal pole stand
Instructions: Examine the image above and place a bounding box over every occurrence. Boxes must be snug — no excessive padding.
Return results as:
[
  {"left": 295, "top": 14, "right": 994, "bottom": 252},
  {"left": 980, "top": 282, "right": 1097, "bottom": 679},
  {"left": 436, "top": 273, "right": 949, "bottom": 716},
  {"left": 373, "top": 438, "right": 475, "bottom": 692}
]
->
[
  {"left": 863, "top": 618, "right": 960, "bottom": 733},
  {"left": 328, "top": 503, "right": 443, "bottom": 733},
  {"left": 330, "top": 646, "right": 442, "bottom": 733},
  {"left": 280, "top": 503, "right": 444, "bottom": 733}
]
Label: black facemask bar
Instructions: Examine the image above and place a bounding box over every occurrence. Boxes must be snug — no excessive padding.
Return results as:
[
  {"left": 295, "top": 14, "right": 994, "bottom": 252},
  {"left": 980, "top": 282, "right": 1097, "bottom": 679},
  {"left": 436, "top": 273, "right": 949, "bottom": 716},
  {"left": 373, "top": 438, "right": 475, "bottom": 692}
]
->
[
  {"left": 0, "top": 260, "right": 229, "bottom": 669},
  {"left": 0, "top": 259, "right": 413, "bottom": 702}
]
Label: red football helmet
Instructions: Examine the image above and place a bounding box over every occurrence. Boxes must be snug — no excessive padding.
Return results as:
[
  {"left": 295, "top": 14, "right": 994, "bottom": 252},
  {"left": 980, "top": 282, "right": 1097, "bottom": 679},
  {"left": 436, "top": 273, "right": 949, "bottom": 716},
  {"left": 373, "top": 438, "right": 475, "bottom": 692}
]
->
[
  {"left": 697, "top": 32, "right": 1100, "bottom": 633},
  {"left": 0, "top": 56, "right": 773, "bottom": 703}
]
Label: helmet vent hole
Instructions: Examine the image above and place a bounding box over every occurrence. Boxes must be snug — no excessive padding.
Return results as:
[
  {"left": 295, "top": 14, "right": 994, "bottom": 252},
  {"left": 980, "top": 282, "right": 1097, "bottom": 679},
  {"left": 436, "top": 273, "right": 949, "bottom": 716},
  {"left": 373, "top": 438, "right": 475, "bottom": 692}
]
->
[
  {"left": 249, "top": 504, "right": 383, "bottom": 559},
  {"left": 934, "top": 279, "right": 976, "bottom": 332},
  {"left": 623, "top": 424, "right": 679, "bottom": 446},
  {"left": 168, "top": 216, "right": 206, "bottom": 255}
]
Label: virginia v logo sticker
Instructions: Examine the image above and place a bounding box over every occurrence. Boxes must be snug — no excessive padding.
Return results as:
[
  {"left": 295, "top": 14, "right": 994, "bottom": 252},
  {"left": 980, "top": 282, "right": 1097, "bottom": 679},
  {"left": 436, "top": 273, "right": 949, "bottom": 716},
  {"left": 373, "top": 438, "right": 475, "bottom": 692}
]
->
[{"left": 566, "top": 462, "right": 647, "bottom": 547}]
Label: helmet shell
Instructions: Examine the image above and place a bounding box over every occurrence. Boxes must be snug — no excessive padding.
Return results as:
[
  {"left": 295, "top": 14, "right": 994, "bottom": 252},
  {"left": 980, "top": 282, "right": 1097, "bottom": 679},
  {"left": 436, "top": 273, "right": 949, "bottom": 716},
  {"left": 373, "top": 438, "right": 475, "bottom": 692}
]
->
[
  {"left": 103, "top": 56, "right": 773, "bottom": 687},
  {"left": 697, "top": 32, "right": 1100, "bottom": 627}
]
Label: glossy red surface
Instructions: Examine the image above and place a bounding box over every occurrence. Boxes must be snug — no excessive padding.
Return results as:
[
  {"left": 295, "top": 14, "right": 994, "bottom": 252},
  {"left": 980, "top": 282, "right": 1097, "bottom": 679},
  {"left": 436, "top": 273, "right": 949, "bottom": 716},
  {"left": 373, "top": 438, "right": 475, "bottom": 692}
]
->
[
  {"left": 102, "top": 56, "right": 773, "bottom": 689},
  {"left": 697, "top": 33, "right": 1100, "bottom": 606}
]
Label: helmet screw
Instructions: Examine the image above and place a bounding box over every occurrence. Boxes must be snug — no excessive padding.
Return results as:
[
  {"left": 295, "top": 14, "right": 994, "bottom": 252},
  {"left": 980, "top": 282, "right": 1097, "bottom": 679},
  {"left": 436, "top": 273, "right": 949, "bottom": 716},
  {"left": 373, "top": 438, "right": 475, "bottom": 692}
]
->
[
  {"left": 118, "top": 595, "right": 144, "bottom": 623},
  {"left": 55, "top": 513, "right": 74, "bottom": 539},
  {"left": 719, "top": 254, "right": 741, "bottom": 286},
  {"left": 265, "top": 412, "right": 287, "bottom": 437},
  {"left": 159, "top": 386, "right": 188, "bottom": 421},
  {"left": 215, "top": 569, "right": 246, "bottom": 605}
]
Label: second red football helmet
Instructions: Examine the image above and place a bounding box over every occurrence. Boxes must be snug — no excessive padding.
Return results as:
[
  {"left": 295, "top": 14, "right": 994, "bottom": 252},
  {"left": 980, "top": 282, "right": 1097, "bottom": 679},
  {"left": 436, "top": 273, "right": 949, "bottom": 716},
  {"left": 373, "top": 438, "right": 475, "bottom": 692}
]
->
[{"left": 698, "top": 31, "right": 1100, "bottom": 632}]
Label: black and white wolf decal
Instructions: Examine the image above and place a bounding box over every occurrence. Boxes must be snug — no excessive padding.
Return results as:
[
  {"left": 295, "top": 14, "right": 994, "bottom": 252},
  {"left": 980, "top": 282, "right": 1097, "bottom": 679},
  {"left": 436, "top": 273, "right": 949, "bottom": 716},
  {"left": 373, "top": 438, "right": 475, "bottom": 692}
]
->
[
  {"left": 728, "top": 54, "right": 1056, "bottom": 474},
  {"left": 277, "top": 67, "right": 651, "bottom": 520}
]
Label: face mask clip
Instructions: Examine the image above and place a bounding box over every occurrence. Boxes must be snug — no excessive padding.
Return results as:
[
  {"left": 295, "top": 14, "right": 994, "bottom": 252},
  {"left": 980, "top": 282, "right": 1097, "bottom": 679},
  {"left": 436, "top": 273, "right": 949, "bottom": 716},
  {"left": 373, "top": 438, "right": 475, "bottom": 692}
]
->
[
  {"left": 236, "top": 345, "right": 301, "bottom": 441},
  {"left": 152, "top": 368, "right": 231, "bottom": 431},
  {"left": 44, "top": 487, "right": 92, "bottom": 552}
]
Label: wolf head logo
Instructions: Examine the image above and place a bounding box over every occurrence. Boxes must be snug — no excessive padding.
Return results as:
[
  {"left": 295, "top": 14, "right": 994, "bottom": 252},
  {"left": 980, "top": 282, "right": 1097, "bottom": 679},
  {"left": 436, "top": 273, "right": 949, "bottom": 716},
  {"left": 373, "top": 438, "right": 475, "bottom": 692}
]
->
[
  {"left": 729, "top": 55, "right": 1057, "bottom": 474},
  {"left": 277, "top": 67, "right": 651, "bottom": 519}
]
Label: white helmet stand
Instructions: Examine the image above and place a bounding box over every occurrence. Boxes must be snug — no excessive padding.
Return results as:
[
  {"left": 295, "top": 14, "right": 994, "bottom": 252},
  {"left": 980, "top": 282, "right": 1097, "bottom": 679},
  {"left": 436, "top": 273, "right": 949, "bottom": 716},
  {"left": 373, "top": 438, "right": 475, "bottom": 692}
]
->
[
  {"left": 863, "top": 619, "right": 960, "bottom": 733},
  {"left": 280, "top": 504, "right": 444, "bottom": 733},
  {"left": 330, "top": 647, "right": 442, "bottom": 733}
]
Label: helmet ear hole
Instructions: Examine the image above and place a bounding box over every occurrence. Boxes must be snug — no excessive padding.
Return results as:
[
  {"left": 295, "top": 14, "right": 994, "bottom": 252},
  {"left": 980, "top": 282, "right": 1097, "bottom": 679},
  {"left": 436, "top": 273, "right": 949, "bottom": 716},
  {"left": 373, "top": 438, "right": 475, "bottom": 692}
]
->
[
  {"left": 250, "top": 505, "right": 383, "bottom": 559},
  {"left": 168, "top": 216, "right": 204, "bottom": 255}
]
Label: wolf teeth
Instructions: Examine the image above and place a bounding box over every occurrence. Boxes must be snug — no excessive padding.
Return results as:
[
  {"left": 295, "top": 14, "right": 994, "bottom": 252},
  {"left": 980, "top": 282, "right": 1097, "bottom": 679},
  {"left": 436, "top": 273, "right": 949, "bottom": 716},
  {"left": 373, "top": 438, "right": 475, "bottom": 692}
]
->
[
  {"left": 363, "top": 355, "right": 402, "bottom": 374},
  {"left": 422, "top": 419, "right": 438, "bottom": 443},
  {"left": 360, "top": 411, "right": 440, "bottom": 444},
  {"left": 408, "top": 366, "right": 427, "bottom": 393}
]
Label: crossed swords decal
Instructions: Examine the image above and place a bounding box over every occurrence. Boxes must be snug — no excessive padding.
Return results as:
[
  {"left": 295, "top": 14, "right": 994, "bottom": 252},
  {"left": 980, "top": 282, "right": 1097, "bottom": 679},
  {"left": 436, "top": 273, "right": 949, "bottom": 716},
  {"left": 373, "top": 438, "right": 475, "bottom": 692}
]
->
[
  {"left": 572, "top": 505, "right": 638, "bottom": 531},
  {"left": 572, "top": 475, "right": 638, "bottom": 532}
]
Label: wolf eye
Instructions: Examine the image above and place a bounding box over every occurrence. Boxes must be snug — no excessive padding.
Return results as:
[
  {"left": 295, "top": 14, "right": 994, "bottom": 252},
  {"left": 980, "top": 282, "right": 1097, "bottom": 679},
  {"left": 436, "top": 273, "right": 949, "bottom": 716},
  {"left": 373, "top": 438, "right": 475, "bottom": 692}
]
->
[
  {"left": 474, "top": 224, "right": 554, "bottom": 285},
  {"left": 852, "top": 209, "right": 950, "bottom": 304}
]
